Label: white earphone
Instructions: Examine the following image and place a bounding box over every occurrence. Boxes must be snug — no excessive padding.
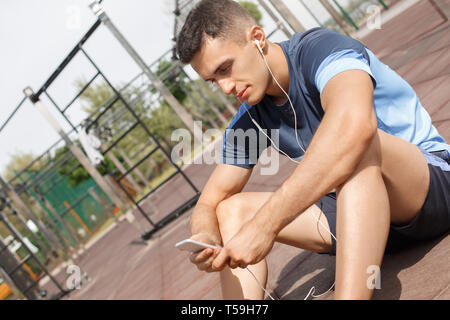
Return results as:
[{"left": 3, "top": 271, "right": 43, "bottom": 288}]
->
[
  {"left": 248, "top": 39, "right": 306, "bottom": 156},
  {"left": 245, "top": 38, "right": 337, "bottom": 300},
  {"left": 253, "top": 39, "right": 264, "bottom": 54}
]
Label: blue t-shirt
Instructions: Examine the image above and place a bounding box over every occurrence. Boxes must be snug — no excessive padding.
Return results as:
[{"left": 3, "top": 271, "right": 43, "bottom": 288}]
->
[{"left": 222, "top": 28, "right": 450, "bottom": 168}]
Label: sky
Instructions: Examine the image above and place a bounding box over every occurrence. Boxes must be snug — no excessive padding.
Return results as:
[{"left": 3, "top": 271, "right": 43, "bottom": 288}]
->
[{"left": 0, "top": 0, "right": 336, "bottom": 174}]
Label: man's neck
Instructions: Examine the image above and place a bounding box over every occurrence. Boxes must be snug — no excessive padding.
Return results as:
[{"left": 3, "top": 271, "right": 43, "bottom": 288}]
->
[{"left": 264, "top": 42, "right": 290, "bottom": 106}]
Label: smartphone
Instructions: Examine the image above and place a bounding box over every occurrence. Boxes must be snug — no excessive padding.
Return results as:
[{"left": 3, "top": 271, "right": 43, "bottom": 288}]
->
[{"left": 175, "top": 239, "right": 219, "bottom": 253}]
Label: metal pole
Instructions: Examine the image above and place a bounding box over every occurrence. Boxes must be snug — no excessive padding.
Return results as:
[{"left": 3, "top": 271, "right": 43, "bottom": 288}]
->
[
  {"left": 429, "top": 0, "right": 450, "bottom": 21},
  {"left": 0, "top": 264, "right": 25, "bottom": 300},
  {"left": 0, "top": 236, "right": 31, "bottom": 300},
  {"left": 14, "top": 172, "right": 67, "bottom": 252},
  {"left": 89, "top": 1, "right": 202, "bottom": 143},
  {"left": 178, "top": 66, "right": 229, "bottom": 124},
  {"left": 298, "top": 0, "right": 324, "bottom": 27},
  {"left": 105, "top": 148, "right": 143, "bottom": 193},
  {"left": 78, "top": 49, "right": 199, "bottom": 197},
  {"left": 331, "top": 0, "right": 358, "bottom": 30},
  {"left": 87, "top": 187, "right": 115, "bottom": 221},
  {"left": 35, "top": 198, "right": 73, "bottom": 250},
  {"left": 378, "top": 0, "right": 389, "bottom": 11},
  {"left": 0, "top": 212, "right": 67, "bottom": 297},
  {"left": 29, "top": 201, "right": 66, "bottom": 253},
  {"left": 256, "top": 0, "right": 293, "bottom": 38},
  {"left": 177, "top": 80, "right": 221, "bottom": 129},
  {"left": 267, "top": 0, "right": 306, "bottom": 33},
  {"left": 0, "top": 177, "right": 53, "bottom": 255},
  {"left": 318, "top": 0, "right": 352, "bottom": 35},
  {"left": 23, "top": 87, "right": 128, "bottom": 215},
  {"left": 115, "top": 146, "right": 151, "bottom": 186},
  {"left": 187, "top": 82, "right": 228, "bottom": 126},
  {"left": 173, "top": 0, "right": 181, "bottom": 61},
  {"left": 37, "top": 191, "right": 81, "bottom": 248},
  {"left": 8, "top": 205, "right": 52, "bottom": 254},
  {"left": 0, "top": 96, "right": 27, "bottom": 134},
  {"left": 111, "top": 148, "right": 159, "bottom": 217}
]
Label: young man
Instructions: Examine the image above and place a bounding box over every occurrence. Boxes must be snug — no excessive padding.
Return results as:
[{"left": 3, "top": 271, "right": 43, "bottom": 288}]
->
[{"left": 176, "top": 0, "right": 450, "bottom": 299}]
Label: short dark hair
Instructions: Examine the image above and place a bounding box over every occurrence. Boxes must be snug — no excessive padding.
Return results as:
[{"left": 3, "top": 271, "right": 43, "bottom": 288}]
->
[{"left": 176, "top": 0, "right": 256, "bottom": 64}]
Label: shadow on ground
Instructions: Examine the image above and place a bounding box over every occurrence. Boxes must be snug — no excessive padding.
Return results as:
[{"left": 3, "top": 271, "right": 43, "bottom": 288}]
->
[{"left": 270, "top": 231, "right": 449, "bottom": 300}]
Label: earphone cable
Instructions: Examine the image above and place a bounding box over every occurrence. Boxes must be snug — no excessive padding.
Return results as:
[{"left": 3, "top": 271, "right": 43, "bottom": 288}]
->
[
  {"left": 258, "top": 49, "right": 306, "bottom": 154},
  {"left": 242, "top": 41, "right": 338, "bottom": 300}
]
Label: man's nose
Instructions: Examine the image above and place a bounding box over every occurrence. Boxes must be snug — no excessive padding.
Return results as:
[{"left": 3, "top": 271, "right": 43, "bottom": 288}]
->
[{"left": 217, "top": 79, "right": 235, "bottom": 96}]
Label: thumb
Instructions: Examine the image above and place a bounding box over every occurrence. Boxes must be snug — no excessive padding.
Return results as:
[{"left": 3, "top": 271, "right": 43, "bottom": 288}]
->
[{"left": 212, "top": 248, "right": 229, "bottom": 271}]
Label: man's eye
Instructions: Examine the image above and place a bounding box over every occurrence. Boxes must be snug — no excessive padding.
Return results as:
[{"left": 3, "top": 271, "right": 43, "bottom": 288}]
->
[{"left": 219, "top": 65, "right": 230, "bottom": 75}]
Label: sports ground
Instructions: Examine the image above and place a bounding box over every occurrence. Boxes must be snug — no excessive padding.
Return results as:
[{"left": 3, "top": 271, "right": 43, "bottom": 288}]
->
[{"left": 39, "top": 0, "right": 450, "bottom": 300}]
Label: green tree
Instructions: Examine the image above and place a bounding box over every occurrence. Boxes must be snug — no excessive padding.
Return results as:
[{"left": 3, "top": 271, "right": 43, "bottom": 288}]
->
[
  {"left": 156, "top": 59, "right": 190, "bottom": 103},
  {"left": 1, "top": 152, "right": 52, "bottom": 223},
  {"left": 151, "top": 59, "right": 190, "bottom": 138},
  {"left": 239, "top": 1, "right": 263, "bottom": 26},
  {"left": 52, "top": 144, "right": 117, "bottom": 187},
  {"left": 74, "top": 77, "right": 180, "bottom": 187},
  {"left": 2, "top": 152, "right": 45, "bottom": 182},
  {"left": 76, "top": 79, "right": 152, "bottom": 150}
]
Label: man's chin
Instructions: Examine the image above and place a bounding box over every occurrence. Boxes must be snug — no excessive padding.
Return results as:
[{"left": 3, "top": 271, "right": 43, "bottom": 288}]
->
[{"left": 246, "top": 94, "right": 264, "bottom": 106}]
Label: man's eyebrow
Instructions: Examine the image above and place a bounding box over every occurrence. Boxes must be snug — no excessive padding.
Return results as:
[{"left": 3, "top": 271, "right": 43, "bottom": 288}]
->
[{"left": 206, "top": 58, "right": 232, "bottom": 81}]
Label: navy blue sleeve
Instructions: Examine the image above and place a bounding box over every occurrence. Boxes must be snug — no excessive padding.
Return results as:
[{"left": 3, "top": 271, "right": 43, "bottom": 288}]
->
[
  {"left": 298, "top": 28, "right": 375, "bottom": 94},
  {"left": 220, "top": 103, "right": 267, "bottom": 169}
]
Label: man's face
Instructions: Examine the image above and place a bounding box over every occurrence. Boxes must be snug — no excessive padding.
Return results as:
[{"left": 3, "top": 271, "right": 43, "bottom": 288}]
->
[{"left": 191, "top": 36, "right": 270, "bottom": 105}]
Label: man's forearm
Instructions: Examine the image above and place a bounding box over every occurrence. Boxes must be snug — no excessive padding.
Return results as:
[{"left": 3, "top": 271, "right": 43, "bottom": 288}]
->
[
  {"left": 190, "top": 202, "right": 223, "bottom": 245},
  {"left": 256, "top": 113, "right": 376, "bottom": 235}
]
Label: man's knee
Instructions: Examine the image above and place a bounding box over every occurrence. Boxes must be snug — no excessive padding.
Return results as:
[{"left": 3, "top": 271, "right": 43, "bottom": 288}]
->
[
  {"left": 358, "top": 129, "right": 383, "bottom": 168},
  {"left": 216, "top": 194, "right": 248, "bottom": 225}
]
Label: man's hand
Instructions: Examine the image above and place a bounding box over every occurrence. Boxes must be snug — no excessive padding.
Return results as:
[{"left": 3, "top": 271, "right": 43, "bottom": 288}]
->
[
  {"left": 188, "top": 164, "right": 253, "bottom": 273},
  {"left": 189, "top": 233, "right": 221, "bottom": 273},
  {"left": 212, "top": 218, "right": 276, "bottom": 271}
]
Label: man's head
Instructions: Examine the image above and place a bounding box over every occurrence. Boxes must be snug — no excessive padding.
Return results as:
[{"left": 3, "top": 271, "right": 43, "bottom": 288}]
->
[{"left": 176, "top": 0, "right": 272, "bottom": 105}]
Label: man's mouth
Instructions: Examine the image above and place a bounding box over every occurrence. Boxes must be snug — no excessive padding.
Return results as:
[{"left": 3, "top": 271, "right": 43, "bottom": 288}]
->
[{"left": 236, "top": 86, "right": 249, "bottom": 100}]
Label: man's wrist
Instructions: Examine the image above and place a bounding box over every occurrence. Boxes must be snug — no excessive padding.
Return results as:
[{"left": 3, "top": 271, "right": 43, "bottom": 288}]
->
[
  {"left": 253, "top": 199, "right": 282, "bottom": 238},
  {"left": 255, "top": 181, "right": 304, "bottom": 236}
]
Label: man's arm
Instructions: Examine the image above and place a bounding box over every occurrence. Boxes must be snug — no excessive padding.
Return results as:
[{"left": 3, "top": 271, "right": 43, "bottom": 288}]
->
[
  {"left": 213, "top": 70, "right": 378, "bottom": 268},
  {"left": 262, "top": 69, "right": 377, "bottom": 233},
  {"left": 190, "top": 163, "right": 253, "bottom": 245}
]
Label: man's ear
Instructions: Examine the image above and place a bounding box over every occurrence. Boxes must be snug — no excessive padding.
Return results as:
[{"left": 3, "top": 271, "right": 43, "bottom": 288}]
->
[{"left": 248, "top": 25, "right": 267, "bottom": 52}]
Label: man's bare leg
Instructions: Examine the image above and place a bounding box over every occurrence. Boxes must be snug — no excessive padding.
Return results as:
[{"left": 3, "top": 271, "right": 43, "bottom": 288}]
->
[
  {"left": 216, "top": 193, "right": 332, "bottom": 299},
  {"left": 334, "top": 129, "right": 429, "bottom": 299},
  {"left": 216, "top": 128, "right": 429, "bottom": 300},
  {"left": 335, "top": 131, "right": 390, "bottom": 299}
]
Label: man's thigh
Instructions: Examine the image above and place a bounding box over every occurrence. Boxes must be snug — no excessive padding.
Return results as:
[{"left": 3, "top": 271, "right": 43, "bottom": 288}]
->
[
  {"left": 217, "top": 192, "right": 333, "bottom": 253},
  {"left": 377, "top": 129, "right": 430, "bottom": 225}
]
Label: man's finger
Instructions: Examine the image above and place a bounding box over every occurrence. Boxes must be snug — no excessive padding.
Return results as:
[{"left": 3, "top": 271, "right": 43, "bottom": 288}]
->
[
  {"left": 195, "top": 255, "right": 216, "bottom": 272},
  {"left": 202, "top": 255, "right": 216, "bottom": 270},
  {"left": 229, "top": 258, "right": 240, "bottom": 269},
  {"left": 212, "top": 249, "right": 229, "bottom": 271},
  {"left": 190, "top": 248, "right": 213, "bottom": 264}
]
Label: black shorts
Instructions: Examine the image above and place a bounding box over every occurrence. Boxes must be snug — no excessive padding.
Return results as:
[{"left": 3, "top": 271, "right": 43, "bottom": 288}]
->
[{"left": 317, "top": 149, "right": 450, "bottom": 256}]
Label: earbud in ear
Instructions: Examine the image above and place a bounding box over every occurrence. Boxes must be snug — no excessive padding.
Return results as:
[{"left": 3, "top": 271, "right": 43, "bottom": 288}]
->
[{"left": 253, "top": 40, "right": 263, "bottom": 54}]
